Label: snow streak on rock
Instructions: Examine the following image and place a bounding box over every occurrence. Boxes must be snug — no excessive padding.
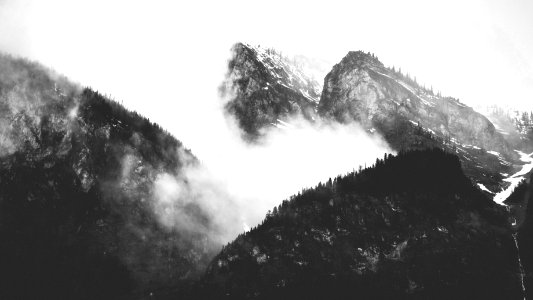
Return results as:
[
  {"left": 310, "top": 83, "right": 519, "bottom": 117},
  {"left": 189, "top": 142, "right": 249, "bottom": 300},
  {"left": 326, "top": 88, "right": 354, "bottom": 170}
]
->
[{"left": 494, "top": 151, "right": 533, "bottom": 204}]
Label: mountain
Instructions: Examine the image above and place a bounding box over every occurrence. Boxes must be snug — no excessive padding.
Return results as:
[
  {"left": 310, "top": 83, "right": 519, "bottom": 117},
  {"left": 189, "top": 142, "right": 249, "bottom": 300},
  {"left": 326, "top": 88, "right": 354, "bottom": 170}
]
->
[
  {"left": 195, "top": 149, "right": 523, "bottom": 299},
  {"left": 318, "top": 51, "right": 506, "bottom": 152},
  {"left": 0, "top": 54, "right": 221, "bottom": 298},
  {"left": 320, "top": 50, "right": 528, "bottom": 193},
  {"left": 220, "top": 43, "right": 321, "bottom": 140},
  {"left": 222, "top": 44, "right": 525, "bottom": 194}
]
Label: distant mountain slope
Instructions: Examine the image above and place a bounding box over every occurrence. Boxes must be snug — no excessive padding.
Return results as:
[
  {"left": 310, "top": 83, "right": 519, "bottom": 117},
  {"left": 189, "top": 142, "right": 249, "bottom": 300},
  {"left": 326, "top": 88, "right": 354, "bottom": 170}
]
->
[
  {"left": 0, "top": 54, "right": 219, "bottom": 298},
  {"left": 196, "top": 149, "right": 522, "bottom": 299},
  {"left": 478, "top": 105, "right": 533, "bottom": 152},
  {"left": 220, "top": 43, "right": 321, "bottom": 140}
]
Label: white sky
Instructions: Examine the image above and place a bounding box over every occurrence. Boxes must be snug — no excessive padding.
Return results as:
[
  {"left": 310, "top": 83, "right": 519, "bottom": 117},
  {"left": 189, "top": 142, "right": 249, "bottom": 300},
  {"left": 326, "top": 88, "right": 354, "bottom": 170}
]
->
[{"left": 1, "top": 0, "right": 532, "bottom": 234}]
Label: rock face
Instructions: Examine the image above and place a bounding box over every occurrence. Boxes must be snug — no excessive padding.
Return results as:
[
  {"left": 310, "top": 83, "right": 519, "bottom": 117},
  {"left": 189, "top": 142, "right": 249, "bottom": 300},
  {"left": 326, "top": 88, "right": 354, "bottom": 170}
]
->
[
  {"left": 317, "top": 51, "right": 524, "bottom": 192},
  {"left": 318, "top": 51, "right": 510, "bottom": 155},
  {"left": 221, "top": 43, "right": 320, "bottom": 140},
  {"left": 197, "top": 149, "right": 523, "bottom": 299},
  {"left": 0, "top": 55, "right": 219, "bottom": 299}
]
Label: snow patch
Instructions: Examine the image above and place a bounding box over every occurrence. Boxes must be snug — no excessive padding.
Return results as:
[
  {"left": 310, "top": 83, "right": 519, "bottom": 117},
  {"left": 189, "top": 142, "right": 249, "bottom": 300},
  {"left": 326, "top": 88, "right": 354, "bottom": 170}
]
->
[
  {"left": 487, "top": 151, "right": 501, "bottom": 157},
  {"left": 493, "top": 151, "right": 533, "bottom": 204},
  {"left": 477, "top": 183, "right": 494, "bottom": 194}
]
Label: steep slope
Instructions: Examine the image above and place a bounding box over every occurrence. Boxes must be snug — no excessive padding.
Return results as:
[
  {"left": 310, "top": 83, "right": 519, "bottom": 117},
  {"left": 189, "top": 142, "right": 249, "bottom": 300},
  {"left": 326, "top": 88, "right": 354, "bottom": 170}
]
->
[
  {"left": 0, "top": 54, "right": 220, "bottom": 298},
  {"left": 220, "top": 43, "right": 321, "bottom": 140},
  {"left": 316, "top": 51, "right": 520, "bottom": 192},
  {"left": 318, "top": 51, "right": 507, "bottom": 153},
  {"left": 196, "top": 149, "right": 523, "bottom": 299}
]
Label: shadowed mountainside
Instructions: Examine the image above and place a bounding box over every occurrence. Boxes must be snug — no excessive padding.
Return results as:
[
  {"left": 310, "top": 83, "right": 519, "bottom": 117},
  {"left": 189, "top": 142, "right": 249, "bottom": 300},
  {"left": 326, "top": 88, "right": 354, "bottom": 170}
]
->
[
  {"left": 220, "top": 43, "right": 321, "bottom": 141},
  {"left": 192, "top": 149, "right": 523, "bottom": 299},
  {"left": 0, "top": 54, "right": 222, "bottom": 299}
]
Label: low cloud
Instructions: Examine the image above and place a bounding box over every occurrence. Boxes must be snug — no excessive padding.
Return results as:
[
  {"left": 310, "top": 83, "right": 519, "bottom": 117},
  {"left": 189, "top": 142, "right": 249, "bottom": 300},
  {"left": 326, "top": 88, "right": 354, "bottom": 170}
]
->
[{"left": 148, "top": 111, "right": 393, "bottom": 246}]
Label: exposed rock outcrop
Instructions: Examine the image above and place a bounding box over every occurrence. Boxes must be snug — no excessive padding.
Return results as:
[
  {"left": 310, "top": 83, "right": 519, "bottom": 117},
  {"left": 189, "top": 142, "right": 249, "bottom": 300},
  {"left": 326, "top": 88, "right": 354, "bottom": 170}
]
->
[
  {"left": 221, "top": 43, "right": 320, "bottom": 140},
  {"left": 318, "top": 51, "right": 510, "bottom": 156}
]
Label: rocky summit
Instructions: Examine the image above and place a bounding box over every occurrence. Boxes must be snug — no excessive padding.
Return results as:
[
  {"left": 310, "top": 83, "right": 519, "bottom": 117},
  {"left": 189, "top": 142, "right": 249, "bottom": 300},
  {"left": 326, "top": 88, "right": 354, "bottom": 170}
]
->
[{"left": 221, "top": 43, "right": 321, "bottom": 141}]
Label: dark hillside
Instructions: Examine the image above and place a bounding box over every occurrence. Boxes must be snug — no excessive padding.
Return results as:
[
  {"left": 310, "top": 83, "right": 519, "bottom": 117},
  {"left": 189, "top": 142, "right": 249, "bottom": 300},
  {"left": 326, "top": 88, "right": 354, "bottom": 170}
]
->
[
  {"left": 0, "top": 54, "right": 218, "bottom": 299},
  {"left": 196, "top": 149, "right": 522, "bottom": 299}
]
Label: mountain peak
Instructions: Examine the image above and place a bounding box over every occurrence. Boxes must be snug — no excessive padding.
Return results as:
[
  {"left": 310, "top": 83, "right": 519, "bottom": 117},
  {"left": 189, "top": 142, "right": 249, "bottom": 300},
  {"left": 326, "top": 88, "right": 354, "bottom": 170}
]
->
[{"left": 341, "top": 50, "right": 384, "bottom": 69}]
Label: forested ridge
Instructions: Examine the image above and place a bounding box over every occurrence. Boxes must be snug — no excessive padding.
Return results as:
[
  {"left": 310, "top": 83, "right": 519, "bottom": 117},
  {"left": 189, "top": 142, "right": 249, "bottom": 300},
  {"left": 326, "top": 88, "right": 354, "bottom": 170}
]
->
[{"left": 188, "top": 149, "right": 522, "bottom": 299}]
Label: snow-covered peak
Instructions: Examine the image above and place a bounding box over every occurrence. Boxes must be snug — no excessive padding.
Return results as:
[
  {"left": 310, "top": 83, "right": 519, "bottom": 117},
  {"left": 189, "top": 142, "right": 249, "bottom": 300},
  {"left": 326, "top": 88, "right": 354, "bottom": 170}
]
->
[{"left": 244, "top": 43, "right": 323, "bottom": 103}]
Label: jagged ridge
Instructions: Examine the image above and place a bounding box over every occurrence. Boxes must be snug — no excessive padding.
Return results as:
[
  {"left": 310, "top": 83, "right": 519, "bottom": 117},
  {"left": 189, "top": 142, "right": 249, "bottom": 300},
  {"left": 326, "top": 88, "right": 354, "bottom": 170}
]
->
[{"left": 220, "top": 43, "right": 320, "bottom": 140}]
